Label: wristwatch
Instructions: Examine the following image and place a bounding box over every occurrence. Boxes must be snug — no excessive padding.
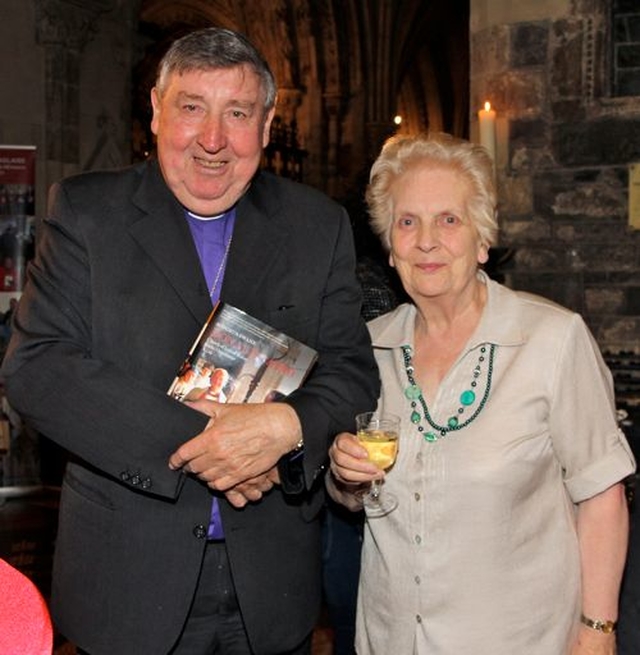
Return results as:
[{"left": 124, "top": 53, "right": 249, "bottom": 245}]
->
[
  {"left": 580, "top": 613, "right": 617, "bottom": 634},
  {"left": 277, "top": 436, "right": 305, "bottom": 495}
]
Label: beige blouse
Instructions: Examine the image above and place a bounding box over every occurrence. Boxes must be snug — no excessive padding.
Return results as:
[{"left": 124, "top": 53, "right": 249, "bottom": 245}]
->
[{"left": 355, "top": 273, "right": 636, "bottom": 655}]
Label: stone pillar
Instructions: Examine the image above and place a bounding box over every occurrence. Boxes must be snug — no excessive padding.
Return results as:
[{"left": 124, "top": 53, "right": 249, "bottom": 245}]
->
[
  {"left": 323, "top": 92, "right": 343, "bottom": 199},
  {"left": 35, "top": 0, "right": 115, "bottom": 166},
  {"left": 35, "top": 0, "right": 138, "bottom": 183}
]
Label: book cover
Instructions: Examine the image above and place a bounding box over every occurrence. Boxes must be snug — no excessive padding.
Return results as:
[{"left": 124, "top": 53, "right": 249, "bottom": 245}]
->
[{"left": 168, "top": 303, "right": 318, "bottom": 405}]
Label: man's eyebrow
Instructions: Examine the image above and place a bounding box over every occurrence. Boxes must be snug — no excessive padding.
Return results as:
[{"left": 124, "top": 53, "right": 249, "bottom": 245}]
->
[
  {"left": 224, "top": 99, "right": 257, "bottom": 109},
  {"left": 176, "top": 91, "right": 205, "bottom": 102},
  {"left": 174, "top": 92, "right": 257, "bottom": 110}
]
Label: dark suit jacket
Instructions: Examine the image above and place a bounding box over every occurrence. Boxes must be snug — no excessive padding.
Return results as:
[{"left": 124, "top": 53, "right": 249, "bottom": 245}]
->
[{"left": 1, "top": 160, "right": 379, "bottom": 654}]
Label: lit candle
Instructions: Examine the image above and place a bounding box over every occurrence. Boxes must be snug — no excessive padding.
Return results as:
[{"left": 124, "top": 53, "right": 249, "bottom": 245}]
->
[{"left": 478, "top": 101, "right": 496, "bottom": 163}]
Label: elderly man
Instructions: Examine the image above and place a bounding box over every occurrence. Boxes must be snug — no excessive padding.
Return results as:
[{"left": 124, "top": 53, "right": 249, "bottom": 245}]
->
[{"left": 2, "top": 28, "right": 379, "bottom": 655}]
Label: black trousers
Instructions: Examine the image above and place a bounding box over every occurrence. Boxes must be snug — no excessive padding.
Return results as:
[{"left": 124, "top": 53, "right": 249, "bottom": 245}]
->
[
  {"left": 169, "top": 540, "right": 312, "bottom": 655},
  {"left": 79, "top": 540, "right": 312, "bottom": 655}
]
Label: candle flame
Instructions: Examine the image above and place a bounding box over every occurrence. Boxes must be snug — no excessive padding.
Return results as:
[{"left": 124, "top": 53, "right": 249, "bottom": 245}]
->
[{"left": 484, "top": 101, "right": 492, "bottom": 112}]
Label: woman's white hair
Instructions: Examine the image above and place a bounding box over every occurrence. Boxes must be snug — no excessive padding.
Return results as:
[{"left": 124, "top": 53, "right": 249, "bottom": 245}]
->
[{"left": 366, "top": 132, "right": 498, "bottom": 251}]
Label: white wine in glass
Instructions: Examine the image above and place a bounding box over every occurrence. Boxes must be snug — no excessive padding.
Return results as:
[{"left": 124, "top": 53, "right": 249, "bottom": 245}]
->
[{"left": 355, "top": 412, "right": 400, "bottom": 516}]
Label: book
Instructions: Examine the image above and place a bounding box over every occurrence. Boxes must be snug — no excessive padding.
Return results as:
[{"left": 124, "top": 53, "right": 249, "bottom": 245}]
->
[{"left": 168, "top": 302, "right": 318, "bottom": 405}]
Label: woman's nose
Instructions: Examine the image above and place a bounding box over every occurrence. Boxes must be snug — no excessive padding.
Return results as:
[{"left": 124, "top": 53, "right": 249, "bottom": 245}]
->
[{"left": 417, "top": 221, "right": 437, "bottom": 250}]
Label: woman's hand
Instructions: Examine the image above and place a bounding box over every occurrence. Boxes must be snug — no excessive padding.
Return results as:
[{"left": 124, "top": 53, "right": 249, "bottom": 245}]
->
[
  {"left": 325, "top": 431, "right": 382, "bottom": 510},
  {"left": 570, "top": 482, "right": 628, "bottom": 655},
  {"left": 569, "top": 625, "right": 616, "bottom": 655},
  {"left": 329, "top": 431, "right": 382, "bottom": 485}
]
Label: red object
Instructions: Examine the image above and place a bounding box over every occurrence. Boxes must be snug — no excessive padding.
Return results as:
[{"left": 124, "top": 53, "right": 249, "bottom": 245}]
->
[{"left": 0, "top": 558, "right": 53, "bottom": 654}]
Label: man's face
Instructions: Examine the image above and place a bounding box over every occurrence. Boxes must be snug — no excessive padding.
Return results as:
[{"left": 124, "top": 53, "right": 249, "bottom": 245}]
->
[{"left": 151, "top": 65, "right": 275, "bottom": 215}]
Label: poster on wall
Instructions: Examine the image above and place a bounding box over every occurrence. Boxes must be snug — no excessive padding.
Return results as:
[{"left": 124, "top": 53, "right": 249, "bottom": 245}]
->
[
  {"left": 0, "top": 145, "right": 36, "bottom": 310},
  {"left": 0, "top": 145, "right": 40, "bottom": 490}
]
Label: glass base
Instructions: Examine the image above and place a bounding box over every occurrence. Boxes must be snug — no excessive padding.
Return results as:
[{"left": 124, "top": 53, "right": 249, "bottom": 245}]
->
[{"left": 360, "top": 490, "right": 398, "bottom": 517}]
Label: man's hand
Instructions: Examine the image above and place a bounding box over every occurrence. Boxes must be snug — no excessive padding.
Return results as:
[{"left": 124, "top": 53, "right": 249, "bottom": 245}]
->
[
  {"left": 224, "top": 468, "right": 281, "bottom": 508},
  {"left": 168, "top": 398, "right": 301, "bottom": 491}
]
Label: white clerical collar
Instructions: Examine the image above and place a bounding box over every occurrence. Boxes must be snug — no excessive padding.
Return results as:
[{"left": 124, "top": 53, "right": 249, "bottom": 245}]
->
[{"left": 186, "top": 210, "right": 227, "bottom": 222}]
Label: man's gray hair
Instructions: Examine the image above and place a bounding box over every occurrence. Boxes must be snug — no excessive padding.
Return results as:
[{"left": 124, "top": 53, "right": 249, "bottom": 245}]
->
[{"left": 156, "top": 27, "right": 277, "bottom": 111}]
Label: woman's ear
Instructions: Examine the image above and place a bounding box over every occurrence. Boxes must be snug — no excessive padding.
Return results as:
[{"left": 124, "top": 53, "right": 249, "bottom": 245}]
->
[{"left": 477, "top": 243, "right": 489, "bottom": 265}]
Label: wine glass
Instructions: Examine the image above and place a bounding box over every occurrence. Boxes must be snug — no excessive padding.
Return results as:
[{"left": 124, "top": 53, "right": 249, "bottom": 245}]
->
[{"left": 355, "top": 411, "right": 401, "bottom": 517}]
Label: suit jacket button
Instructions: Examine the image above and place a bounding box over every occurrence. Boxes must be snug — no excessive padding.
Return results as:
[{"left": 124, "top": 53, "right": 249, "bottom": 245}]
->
[
  {"left": 193, "top": 525, "right": 207, "bottom": 539},
  {"left": 120, "top": 471, "right": 131, "bottom": 481},
  {"left": 130, "top": 475, "right": 141, "bottom": 486},
  {"left": 141, "top": 478, "right": 152, "bottom": 489}
]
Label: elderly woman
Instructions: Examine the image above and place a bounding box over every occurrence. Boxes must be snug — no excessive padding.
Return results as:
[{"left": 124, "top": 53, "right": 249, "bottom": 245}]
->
[{"left": 328, "top": 132, "right": 636, "bottom": 655}]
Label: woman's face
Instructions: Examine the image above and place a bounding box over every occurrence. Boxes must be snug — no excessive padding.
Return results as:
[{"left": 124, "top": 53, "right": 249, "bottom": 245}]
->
[{"left": 388, "top": 163, "right": 488, "bottom": 303}]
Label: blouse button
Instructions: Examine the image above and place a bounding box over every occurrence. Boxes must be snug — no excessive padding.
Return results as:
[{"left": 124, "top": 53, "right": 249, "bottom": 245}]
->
[
  {"left": 416, "top": 615, "right": 423, "bottom": 624},
  {"left": 415, "top": 535, "right": 422, "bottom": 544},
  {"left": 414, "top": 492, "right": 421, "bottom": 501}
]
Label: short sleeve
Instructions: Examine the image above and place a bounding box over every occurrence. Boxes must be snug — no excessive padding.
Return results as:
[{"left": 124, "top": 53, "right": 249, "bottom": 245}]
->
[{"left": 548, "top": 313, "right": 636, "bottom": 502}]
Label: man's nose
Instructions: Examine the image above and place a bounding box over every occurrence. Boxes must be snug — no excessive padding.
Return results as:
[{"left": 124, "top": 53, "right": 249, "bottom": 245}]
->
[{"left": 199, "top": 115, "right": 226, "bottom": 151}]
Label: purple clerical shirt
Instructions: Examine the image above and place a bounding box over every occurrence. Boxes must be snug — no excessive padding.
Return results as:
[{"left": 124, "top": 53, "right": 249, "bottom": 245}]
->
[{"left": 185, "top": 207, "right": 236, "bottom": 539}]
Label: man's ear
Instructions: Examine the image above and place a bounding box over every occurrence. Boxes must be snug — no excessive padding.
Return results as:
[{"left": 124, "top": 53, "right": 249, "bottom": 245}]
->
[
  {"left": 262, "top": 106, "right": 276, "bottom": 148},
  {"left": 150, "top": 87, "right": 161, "bottom": 136}
]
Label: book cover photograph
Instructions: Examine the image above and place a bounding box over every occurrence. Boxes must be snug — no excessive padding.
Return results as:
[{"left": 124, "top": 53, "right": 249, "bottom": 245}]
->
[{"left": 168, "top": 303, "right": 318, "bottom": 405}]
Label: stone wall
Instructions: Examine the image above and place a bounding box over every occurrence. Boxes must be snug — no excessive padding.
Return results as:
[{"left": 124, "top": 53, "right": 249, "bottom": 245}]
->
[{"left": 471, "top": 0, "right": 640, "bottom": 355}]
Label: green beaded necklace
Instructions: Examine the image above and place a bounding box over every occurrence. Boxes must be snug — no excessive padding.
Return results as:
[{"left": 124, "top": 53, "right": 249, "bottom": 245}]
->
[{"left": 402, "top": 343, "right": 496, "bottom": 442}]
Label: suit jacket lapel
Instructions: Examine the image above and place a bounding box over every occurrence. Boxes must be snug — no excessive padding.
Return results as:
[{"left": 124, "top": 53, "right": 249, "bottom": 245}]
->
[
  {"left": 127, "top": 161, "right": 212, "bottom": 323},
  {"left": 222, "top": 176, "right": 286, "bottom": 309}
]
